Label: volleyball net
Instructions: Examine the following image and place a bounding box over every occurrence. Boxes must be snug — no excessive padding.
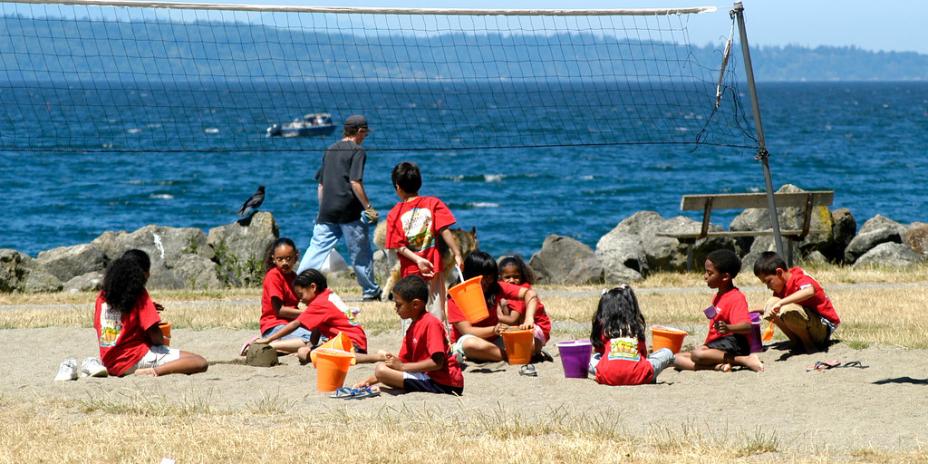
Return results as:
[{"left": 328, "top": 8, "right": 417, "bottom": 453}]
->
[{"left": 0, "top": 1, "right": 756, "bottom": 153}]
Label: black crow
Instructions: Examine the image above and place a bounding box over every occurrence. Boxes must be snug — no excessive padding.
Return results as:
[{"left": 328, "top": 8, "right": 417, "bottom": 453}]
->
[{"left": 238, "top": 185, "right": 265, "bottom": 217}]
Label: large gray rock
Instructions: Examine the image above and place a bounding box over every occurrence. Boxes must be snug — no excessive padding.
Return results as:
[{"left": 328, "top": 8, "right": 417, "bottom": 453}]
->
[
  {"left": 91, "top": 224, "right": 215, "bottom": 290},
  {"left": 844, "top": 215, "right": 906, "bottom": 263},
  {"left": 64, "top": 271, "right": 104, "bottom": 293},
  {"left": 208, "top": 212, "right": 279, "bottom": 287},
  {"left": 0, "top": 249, "right": 30, "bottom": 292},
  {"left": 153, "top": 254, "right": 223, "bottom": 290},
  {"left": 904, "top": 222, "right": 928, "bottom": 257},
  {"left": 607, "top": 211, "right": 733, "bottom": 272},
  {"left": 22, "top": 267, "right": 63, "bottom": 293},
  {"left": 853, "top": 242, "right": 923, "bottom": 269},
  {"left": 0, "top": 249, "right": 63, "bottom": 293},
  {"left": 36, "top": 243, "right": 107, "bottom": 282},
  {"left": 740, "top": 236, "right": 777, "bottom": 275},
  {"left": 596, "top": 233, "right": 647, "bottom": 283},
  {"left": 823, "top": 208, "right": 857, "bottom": 263},
  {"left": 730, "top": 184, "right": 834, "bottom": 256},
  {"left": 529, "top": 235, "right": 603, "bottom": 285}
]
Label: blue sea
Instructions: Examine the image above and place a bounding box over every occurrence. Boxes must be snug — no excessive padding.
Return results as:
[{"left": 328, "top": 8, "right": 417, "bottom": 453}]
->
[{"left": 1, "top": 81, "right": 926, "bottom": 257}]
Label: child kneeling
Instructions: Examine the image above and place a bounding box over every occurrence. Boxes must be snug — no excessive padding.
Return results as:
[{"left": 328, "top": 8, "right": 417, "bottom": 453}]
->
[
  {"left": 590, "top": 285, "right": 674, "bottom": 385},
  {"left": 356, "top": 275, "right": 464, "bottom": 395}
]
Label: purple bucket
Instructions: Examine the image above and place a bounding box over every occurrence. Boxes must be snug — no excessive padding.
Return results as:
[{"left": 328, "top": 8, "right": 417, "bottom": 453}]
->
[
  {"left": 557, "top": 339, "right": 593, "bottom": 378},
  {"left": 749, "top": 312, "right": 764, "bottom": 353}
]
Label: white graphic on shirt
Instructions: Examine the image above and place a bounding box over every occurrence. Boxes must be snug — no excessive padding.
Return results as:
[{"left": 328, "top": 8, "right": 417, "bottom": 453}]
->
[
  {"left": 401, "top": 207, "right": 435, "bottom": 252},
  {"left": 98, "top": 302, "right": 123, "bottom": 347},
  {"left": 328, "top": 292, "right": 360, "bottom": 326}
]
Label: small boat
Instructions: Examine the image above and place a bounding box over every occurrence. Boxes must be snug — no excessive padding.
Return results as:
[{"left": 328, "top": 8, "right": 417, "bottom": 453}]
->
[{"left": 267, "top": 113, "right": 337, "bottom": 137}]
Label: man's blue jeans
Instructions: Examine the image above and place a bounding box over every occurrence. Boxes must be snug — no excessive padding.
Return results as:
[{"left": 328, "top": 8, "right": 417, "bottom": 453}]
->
[{"left": 297, "top": 219, "right": 381, "bottom": 299}]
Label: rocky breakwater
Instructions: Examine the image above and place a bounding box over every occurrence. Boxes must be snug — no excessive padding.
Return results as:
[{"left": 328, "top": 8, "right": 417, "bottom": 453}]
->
[
  {"left": 0, "top": 213, "right": 279, "bottom": 293},
  {"left": 527, "top": 185, "right": 927, "bottom": 285}
]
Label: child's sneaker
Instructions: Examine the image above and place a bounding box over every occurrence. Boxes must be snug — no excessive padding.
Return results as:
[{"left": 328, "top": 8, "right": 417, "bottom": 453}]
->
[
  {"left": 80, "top": 357, "right": 108, "bottom": 378},
  {"left": 54, "top": 358, "right": 78, "bottom": 381}
]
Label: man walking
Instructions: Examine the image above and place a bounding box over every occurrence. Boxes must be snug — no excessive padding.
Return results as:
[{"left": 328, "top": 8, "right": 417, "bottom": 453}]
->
[{"left": 297, "top": 114, "right": 382, "bottom": 301}]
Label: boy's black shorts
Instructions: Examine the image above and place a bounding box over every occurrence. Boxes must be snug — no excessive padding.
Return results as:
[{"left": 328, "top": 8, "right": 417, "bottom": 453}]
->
[{"left": 706, "top": 334, "right": 751, "bottom": 357}]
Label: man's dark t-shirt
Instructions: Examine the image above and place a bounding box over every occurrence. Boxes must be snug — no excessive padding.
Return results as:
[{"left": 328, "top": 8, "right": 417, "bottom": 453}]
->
[{"left": 315, "top": 140, "right": 366, "bottom": 224}]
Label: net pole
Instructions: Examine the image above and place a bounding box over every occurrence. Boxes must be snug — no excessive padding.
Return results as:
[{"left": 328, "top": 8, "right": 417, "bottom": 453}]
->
[{"left": 733, "top": 1, "right": 786, "bottom": 261}]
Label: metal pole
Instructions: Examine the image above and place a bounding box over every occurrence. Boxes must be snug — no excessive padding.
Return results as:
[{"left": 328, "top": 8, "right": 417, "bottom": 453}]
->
[{"left": 732, "top": 2, "right": 786, "bottom": 260}]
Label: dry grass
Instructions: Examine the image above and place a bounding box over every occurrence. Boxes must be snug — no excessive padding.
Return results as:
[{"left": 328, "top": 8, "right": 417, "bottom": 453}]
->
[
  {"left": 7, "top": 393, "right": 916, "bottom": 464},
  {"left": 1, "top": 267, "right": 927, "bottom": 348}
]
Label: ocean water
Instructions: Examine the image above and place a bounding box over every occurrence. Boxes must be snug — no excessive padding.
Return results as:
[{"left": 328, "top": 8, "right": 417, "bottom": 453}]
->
[{"left": 1, "top": 81, "right": 926, "bottom": 257}]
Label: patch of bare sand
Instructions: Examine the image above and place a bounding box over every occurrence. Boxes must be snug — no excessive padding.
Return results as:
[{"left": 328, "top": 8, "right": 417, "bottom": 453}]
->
[{"left": 3, "top": 326, "right": 927, "bottom": 456}]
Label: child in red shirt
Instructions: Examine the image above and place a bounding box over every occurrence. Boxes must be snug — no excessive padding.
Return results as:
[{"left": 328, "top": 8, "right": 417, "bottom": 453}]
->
[
  {"left": 385, "top": 162, "right": 463, "bottom": 324},
  {"left": 447, "top": 251, "right": 542, "bottom": 364},
  {"left": 356, "top": 275, "right": 464, "bottom": 395},
  {"left": 589, "top": 285, "right": 674, "bottom": 386},
  {"left": 257, "top": 269, "right": 381, "bottom": 363},
  {"left": 754, "top": 251, "right": 840, "bottom": 354},
  {"left": 497, "top": 256, "right": 552, "bottom": 359},
  {"left": 674, "top": 249, "right": 764, "bottom": 372},
  {"left": 94, "top": 254, "right": 208, "bottom": 377}
]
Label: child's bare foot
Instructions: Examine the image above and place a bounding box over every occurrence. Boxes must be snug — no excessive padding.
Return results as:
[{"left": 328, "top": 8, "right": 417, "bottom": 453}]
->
[
  {"left": 134, "top": 367, "right": 157, "bottom": 377},
  {"left": 714, "top": 363, "right": 732, "bottom": 373},
  {"left": 297, "top": 346, "right": 312, "bottom": 365},
  {"left": 742, "top": 354, "right": 765, "bottom": 372}
]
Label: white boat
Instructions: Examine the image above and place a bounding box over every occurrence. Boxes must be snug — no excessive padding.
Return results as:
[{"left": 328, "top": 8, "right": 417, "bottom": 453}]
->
[{"left": 267, "top": 113, "right": 337, "bottom": 137}]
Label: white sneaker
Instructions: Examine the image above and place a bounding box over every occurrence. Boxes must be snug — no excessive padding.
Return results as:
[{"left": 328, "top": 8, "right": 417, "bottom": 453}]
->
[
  {"left": 54, "top": 358, "right": 78, "bottom": 381},
  {"left": 80, "top": 357, "right": 108, "bottom": 378}
]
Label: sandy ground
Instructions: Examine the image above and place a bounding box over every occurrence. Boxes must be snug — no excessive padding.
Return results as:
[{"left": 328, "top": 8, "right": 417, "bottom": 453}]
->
[{"left": 4, "top": 325, "right": 927, "bottom": 454}]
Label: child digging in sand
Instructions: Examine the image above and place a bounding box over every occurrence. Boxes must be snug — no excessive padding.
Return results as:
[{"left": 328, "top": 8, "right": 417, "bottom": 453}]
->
[
  {"left": 355, "top": 275, "right": 463, "bottom": 395},
  {"left": 753, "top": 251, "right": 840, "bottom": 354},
  {"left": 94, "top": 255, "right": 208, "bottom": 377},
  {"left": 674, "top": 249, "right": 763, "bottom": 373},
  {"left": 497, "top": 256, "right": 552, "bottom": 360},
  {"left": 255, "top": 269, "right": 382, "bottom": 363}
]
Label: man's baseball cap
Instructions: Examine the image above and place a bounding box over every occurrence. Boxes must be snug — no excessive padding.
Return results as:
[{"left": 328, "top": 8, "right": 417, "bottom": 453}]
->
[{"left": 344, "top": 114, "right": 369, "bottom": 131}]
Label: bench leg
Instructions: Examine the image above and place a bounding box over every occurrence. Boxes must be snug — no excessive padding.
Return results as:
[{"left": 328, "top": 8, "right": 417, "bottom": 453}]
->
[
  {"left": 686, "top": 245, "right": 694, "bottom": 272},
  {"left": 787, "top": 240, "right": 794, "bottom": 267}
]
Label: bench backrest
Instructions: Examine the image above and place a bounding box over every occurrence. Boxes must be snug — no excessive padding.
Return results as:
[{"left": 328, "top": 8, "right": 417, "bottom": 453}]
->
[{"left": 680, "top": 191, "right": 834, "bottom": 211}]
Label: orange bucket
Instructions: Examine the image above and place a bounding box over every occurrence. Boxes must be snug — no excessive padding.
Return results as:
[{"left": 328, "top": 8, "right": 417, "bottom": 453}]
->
[
  {"left": 502, "top": 329, "right": 534, "bottom": 365},
  {"left": 159, "top": 322, "right": 172, "bottom": 346},
  {"left": 448, "top": 275, "right": 489, "bottom": 323},
  {"left": 651, "top": 325, "right": 687, "bottom": 354},
  {"left": 313, "top": 348, "right": 354, "bottom": 392},
  {"left": 310, "top": 332, "right": 356, "bottom": 366}
]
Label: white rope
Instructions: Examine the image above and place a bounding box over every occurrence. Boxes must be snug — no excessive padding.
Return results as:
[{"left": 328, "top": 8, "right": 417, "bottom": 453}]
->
[{"left": 1, "top": 0, "right": 717, "bottom": 16}]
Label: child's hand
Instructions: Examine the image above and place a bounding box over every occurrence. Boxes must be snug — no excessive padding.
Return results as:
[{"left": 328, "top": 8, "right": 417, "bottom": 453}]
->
[
  {"left": 764, "top": 299, "right": 783, "bottom": 317},
  {"left": 453, "top": 253, "right": 464, "bottom": 269},
  {"left": 384, "top": 353, "right": 403, "bottom": 371},
  {"left": 714, "top": 320, "right": 730, "bottom": 334},
  {"left": 519, "top": 322, "right": 535, "bottom": 331},
  {"left": 353, "top": 378, "right": 371, "bottom": 388},
  {"left": 416, "top": 258, "right": 435, "bottom": 278},
  {"left": 254, "top": 338, "right": 269, "bottom": 345},
  {"left": 494, "top": 323, "right": 507, "bottom": 335}
]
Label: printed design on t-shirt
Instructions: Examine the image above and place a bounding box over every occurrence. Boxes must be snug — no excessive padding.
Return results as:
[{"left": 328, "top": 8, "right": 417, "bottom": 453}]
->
[
  {"left": 98, "top": 302, "right": 122, "bottom": 347},
  {"left": 606, "top": 337, "right": 640, "bottom": 362},
  {"left": 327, "top": 292, "right": 361, "bottom": 326},
  {"left": 400, "top": 207, "right": 435, "bottom": 252}
]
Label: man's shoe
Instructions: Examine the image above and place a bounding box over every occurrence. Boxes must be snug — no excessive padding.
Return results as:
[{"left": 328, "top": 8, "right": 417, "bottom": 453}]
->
[
  {"left": 362, "top": 289, "right": 383, "bottom": 302},
  {"left": 54, "top": 358, "right": 78, "bottom": 381}
]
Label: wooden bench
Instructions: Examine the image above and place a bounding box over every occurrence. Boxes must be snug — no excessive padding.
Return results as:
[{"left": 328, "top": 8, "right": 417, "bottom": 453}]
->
[{"left": 660, "top": 191, "right": 834, "bottom": 270}]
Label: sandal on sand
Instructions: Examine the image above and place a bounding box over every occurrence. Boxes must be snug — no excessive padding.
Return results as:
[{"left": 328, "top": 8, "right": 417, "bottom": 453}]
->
[
  {"left": 329, "top": 387, "right": 356, "bottom": 399},
  {"left": 239, "top": 335, "right": 260, "bottom": 356},
  {"left": 351, "top": 386, "right": 381, "bottom": 400},
  {"left": 519, "top": 364, "right": 538, "bottom": 377},
  {"left": 806, "top": 359, "right": 841, "bottom": 372}
]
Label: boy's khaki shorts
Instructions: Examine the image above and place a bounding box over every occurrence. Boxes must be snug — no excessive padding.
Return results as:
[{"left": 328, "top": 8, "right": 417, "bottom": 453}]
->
[{"left": 763, "top": 297, "right": 830, "bottom": 347}]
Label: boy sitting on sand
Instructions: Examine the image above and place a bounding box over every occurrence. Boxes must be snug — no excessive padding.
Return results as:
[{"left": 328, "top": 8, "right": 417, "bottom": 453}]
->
[
  {"left": 675, "top": 249, "right": 763, "bottom": 372},
  {"left": 355, "top": 275, "right": 464, "bottom": 395},
  {"left": 753, "top": 251, "right": 840, "bottom": 354}
]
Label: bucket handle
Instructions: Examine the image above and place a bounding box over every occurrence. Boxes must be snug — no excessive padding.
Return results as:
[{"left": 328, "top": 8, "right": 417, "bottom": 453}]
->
[{"left": 453, "top": 265, "right": 465, "bottom": 284}]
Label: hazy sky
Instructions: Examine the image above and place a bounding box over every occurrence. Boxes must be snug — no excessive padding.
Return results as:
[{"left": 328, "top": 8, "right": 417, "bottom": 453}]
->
[{"left": 233, "top": 0, "right": 927, "bottom": 54}]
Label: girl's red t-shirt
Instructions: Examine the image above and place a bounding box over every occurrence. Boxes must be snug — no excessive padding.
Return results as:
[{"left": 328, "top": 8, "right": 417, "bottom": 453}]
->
[
  {"left": 94, "top": 289, "right": 161, "bottom": 376},
  {"left": 503, "top": 282, "right": 552, "bottom": 341},
  {"left": 260, "top": 267, "right": 299, "bottom": 334},
  {"left": 594, "top": 336, "right": 654, "bottom": 386}
]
